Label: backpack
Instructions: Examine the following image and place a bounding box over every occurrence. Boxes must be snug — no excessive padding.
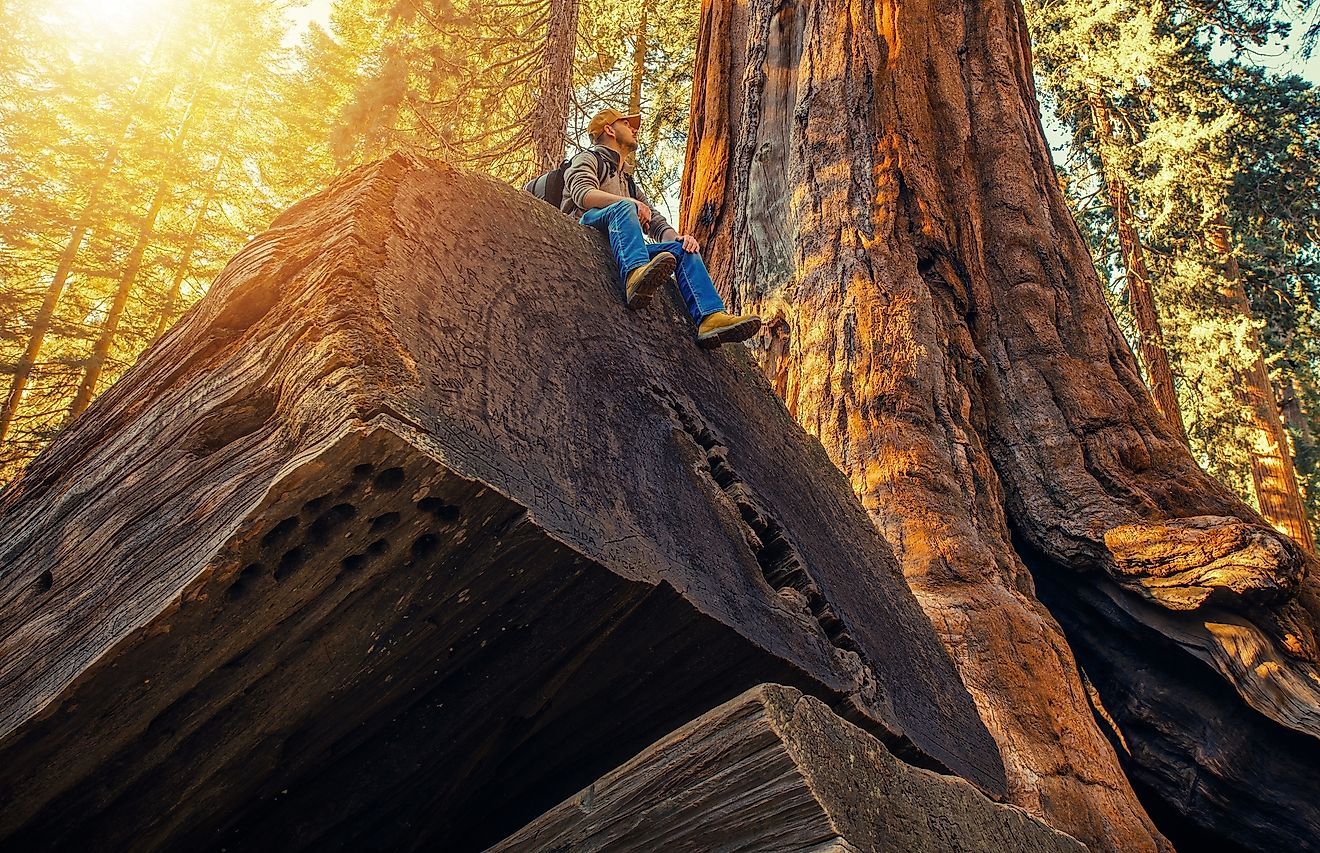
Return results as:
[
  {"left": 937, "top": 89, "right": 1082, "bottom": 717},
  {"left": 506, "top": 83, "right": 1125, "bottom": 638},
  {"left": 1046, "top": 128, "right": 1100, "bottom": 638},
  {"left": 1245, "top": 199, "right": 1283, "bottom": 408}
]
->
[{"left": 524, "top": 149, "right": 638, "bottom": 210}]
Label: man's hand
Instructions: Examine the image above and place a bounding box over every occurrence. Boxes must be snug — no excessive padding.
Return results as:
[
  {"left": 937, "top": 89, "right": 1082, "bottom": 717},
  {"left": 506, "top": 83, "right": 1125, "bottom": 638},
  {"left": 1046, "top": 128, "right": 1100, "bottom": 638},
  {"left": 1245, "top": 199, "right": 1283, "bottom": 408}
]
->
[
  {"left": 632, "top": 198, "right": 652, "bottom": 228},
  {"left": 678, "top": 234, "right": 700, "bottom": 253}
]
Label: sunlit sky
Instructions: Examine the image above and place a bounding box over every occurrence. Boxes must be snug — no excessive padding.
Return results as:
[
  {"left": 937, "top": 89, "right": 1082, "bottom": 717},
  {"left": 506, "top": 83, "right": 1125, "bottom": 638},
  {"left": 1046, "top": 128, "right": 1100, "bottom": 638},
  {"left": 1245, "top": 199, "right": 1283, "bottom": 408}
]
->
[
  {"left": 1219, "top": 26, "right": 1320, "bottom": 83},
  {"left": 65, "top": 0, "right": 169, "bottom": 34},
  {"left": 283, "top": 0, "right": 337, "bottom": 46}
]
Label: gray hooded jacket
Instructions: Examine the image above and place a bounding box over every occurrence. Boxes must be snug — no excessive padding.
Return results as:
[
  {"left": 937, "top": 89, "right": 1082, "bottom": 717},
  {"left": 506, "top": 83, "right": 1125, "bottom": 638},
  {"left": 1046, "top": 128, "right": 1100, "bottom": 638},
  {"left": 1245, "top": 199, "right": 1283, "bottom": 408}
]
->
[{"left": 560, "top": 145, "right": 676, "bottom": 242}]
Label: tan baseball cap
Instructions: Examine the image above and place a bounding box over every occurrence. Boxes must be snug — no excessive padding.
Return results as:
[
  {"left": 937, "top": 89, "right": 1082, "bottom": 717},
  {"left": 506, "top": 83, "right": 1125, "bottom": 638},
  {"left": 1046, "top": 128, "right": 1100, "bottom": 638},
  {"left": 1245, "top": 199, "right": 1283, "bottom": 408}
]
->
[{"left": 588, "top": 108, "right": 641, "bottom": 141}]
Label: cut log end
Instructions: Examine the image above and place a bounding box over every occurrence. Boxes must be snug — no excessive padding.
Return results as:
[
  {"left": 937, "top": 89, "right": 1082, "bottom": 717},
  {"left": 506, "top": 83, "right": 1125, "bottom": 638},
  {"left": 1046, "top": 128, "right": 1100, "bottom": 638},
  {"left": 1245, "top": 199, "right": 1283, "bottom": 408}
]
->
[{"left": 490, "top": 684, "right": 1085, "bottom": 853}]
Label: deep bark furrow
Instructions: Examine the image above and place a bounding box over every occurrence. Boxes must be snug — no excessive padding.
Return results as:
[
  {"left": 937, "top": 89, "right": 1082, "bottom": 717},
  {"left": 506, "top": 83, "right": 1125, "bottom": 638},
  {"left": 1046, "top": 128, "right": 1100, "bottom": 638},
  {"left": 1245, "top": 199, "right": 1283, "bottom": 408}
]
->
[{"left": 688, "top": 1, "right": 1166, "bottom": 847}]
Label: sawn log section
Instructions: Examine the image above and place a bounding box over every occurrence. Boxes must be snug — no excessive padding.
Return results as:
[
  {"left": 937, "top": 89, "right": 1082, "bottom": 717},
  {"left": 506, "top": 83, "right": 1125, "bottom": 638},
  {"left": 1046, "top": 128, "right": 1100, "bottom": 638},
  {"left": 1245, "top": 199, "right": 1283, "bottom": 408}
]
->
[
  {"left": 493, "top": 684, "right": 1085, "bottom": 852},
  {"left": 0, "top": 155, "right": 1002, "bottom": 852}
]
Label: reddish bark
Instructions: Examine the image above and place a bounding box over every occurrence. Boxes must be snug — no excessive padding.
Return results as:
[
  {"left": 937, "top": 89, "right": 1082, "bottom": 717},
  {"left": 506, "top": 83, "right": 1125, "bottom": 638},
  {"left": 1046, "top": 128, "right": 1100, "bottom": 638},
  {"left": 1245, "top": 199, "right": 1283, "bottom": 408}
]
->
[
  {"left": 1206, "top": 218, "right": 1314, "bottom": 551},
  {"left": 682, "top": 0, "right": 1320, "bottom": 846}
]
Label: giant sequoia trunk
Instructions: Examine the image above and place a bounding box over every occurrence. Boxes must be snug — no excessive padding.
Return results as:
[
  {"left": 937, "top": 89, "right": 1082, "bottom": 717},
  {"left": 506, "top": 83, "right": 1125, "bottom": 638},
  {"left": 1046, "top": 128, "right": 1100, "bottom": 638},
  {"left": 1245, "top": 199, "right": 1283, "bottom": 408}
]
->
[{"left": 682, "top": 0, "right": 1320, "bottom": 849}]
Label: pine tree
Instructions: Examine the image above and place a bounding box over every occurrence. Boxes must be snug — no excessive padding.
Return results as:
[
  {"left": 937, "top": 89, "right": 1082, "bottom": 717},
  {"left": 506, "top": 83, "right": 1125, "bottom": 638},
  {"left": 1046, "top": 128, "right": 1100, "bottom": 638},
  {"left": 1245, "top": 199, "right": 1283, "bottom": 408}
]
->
[
  {"left": 0, "top": 0, "right": 705, "bottom": 478},
  {"left": 0, "top": 6, "right": 184, "bottom": 451},
  {"left": 0, "top": 0, "right": 321, "bottom": 479},
  {"left": 532, "top": 0, "right": 582, "bottom": 171},
  {"left": 306, "top": 0, "right": 582, "bottom": 181}
]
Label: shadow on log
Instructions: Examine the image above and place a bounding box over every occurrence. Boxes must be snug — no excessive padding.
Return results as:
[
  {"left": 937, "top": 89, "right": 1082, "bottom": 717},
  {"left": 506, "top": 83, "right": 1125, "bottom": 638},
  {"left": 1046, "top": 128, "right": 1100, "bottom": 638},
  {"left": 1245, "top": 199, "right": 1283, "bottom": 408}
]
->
[{"left": 0, "top": 155, "right": 1002, "bottom": 852}]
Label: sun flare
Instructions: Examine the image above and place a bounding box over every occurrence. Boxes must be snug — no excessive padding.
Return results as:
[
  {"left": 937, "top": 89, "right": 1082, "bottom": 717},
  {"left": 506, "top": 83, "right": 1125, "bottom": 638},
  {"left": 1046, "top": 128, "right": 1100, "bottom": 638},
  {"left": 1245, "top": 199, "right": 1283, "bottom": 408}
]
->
[{"left": 64, "top": 0, "right": 165, "bottom": 35}]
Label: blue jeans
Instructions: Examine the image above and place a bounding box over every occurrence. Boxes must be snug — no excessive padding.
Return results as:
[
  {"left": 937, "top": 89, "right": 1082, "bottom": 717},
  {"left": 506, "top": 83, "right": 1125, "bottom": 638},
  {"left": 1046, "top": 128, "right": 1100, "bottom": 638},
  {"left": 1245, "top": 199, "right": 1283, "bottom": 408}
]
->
[{"left": 580, "top": 200, "right": 726, "bottom": 324}]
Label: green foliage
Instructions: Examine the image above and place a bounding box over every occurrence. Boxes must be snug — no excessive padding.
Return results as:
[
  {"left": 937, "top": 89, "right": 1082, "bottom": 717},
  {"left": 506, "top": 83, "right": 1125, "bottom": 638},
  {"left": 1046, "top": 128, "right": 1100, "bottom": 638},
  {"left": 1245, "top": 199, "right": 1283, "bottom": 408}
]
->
[
  {"left": 0, "top": 0, "right": 702, "bottom": 482},
  {"left": 0, "top": 0, "right": 309, "bottom": 479},
  {"left": 290, "top": 0, "right": 700, "bottom": 198},
  {"left": 572, "top": 0, "right": 701, "bottom": 219},
  {"left": 1028, "top": 0, "right": 1320, "bottom": 535}
]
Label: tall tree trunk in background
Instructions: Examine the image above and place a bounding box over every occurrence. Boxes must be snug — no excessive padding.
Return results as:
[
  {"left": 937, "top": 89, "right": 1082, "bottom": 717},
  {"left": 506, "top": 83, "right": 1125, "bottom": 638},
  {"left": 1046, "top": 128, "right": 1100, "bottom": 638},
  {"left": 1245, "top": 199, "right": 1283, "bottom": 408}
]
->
[
  {"left": 70, "top": 87, "right": 203, "bottom": 418},
  {"left": 1277, "top": 373, "right": 1314, "bottom": 454},
  {"left": 629, "top": 1, "right": 649, "bottom": 116},
  {"left": 1089, "top": 93, "right": 1188, "bottom": 444},
  {"left": 683, "top": 0, "right": 1320, "bottom": 848},
  {"left": 1, "top": 207, "right": 98, "bottom": 443},
  {"left": 0, "top": 38, "right": 174, "bottom": 443},
  {"left": 1206, "top": 218, "right": 1314, "bottom": 551},
  {"left": 68, "top": 179, "right": 172, "bottom": 418},
  {"left": 3, "top": 146, "right": 127, "bottom": 441},
  {"left": 153, "top": 84, "right": 251, "bottom": 340},
  {"left": 530, "top": 0, "right": 578, "bottom": 173},
  {"left": 153, "top": 163, "right": 222, "bottom": 339}
]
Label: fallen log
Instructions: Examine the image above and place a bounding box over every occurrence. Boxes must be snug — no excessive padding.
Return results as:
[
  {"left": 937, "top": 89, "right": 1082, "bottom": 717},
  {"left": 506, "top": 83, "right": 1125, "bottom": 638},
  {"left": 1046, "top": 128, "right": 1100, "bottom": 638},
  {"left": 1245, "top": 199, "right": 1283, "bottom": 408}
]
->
[{"left": 0, "top": 155, "right": 1002, "bottom": 852}]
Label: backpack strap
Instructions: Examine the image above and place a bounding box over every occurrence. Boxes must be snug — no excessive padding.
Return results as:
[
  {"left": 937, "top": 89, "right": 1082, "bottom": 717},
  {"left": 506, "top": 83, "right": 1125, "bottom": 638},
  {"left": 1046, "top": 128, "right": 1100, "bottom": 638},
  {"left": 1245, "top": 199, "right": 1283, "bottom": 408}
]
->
[
  {"left": 588, "top": 148, "right": 641, "bottom": 200},
  {"left": 589, "top": 148, "right": 614, "bottom": 180}
]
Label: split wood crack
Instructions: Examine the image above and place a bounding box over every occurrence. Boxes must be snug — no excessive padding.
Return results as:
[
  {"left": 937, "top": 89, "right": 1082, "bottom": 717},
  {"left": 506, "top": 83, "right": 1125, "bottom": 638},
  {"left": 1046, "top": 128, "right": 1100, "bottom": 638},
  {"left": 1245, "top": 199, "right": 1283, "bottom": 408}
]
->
[{"left": 652, "top": 385, "right": 880, "bottom": 701}]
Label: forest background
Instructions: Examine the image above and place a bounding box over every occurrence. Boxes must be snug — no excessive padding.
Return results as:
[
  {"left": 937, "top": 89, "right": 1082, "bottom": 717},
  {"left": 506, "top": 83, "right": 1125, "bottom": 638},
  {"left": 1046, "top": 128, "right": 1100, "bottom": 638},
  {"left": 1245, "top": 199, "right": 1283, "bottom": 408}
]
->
[{"left": 1, "top": 0, "right": 1318, "bottom": 545}]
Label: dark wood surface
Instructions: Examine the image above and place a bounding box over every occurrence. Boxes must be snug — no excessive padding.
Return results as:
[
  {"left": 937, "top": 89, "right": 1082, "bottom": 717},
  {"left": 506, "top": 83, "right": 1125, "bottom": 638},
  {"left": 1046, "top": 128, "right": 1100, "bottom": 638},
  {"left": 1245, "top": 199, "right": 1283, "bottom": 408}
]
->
[{"left": 0, "top": 155, "right": 1003, "bottom": 852}]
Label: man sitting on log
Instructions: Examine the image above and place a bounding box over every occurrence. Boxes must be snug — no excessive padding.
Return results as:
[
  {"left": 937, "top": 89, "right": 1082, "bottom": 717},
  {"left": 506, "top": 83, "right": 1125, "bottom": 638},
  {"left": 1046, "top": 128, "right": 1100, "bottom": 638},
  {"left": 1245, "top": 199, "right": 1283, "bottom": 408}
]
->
[{"left": 562, "top": 108, "right": 762, "bottom": 348}]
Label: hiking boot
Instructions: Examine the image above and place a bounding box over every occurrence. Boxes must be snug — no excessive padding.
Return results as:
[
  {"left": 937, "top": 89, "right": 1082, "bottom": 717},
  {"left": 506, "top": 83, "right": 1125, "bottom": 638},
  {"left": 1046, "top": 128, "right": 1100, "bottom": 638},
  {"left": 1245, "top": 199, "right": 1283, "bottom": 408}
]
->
[
  {"left": 697, "top": 311, "right": 762, "bottom": 348},
  {"left": 625, "top": 252, "right": 676, "bottom": 309}
]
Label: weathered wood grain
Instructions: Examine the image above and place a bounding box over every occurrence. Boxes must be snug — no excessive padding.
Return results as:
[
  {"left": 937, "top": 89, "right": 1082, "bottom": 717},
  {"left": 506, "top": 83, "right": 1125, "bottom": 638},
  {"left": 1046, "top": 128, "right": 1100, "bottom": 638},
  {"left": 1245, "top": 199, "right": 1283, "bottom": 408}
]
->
[
  {"left": 491, "top": 684, "right": 1086, "bottom": 853},
  {"left": 0, "top": 155, "right": 1002, "bottom": 851}
]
